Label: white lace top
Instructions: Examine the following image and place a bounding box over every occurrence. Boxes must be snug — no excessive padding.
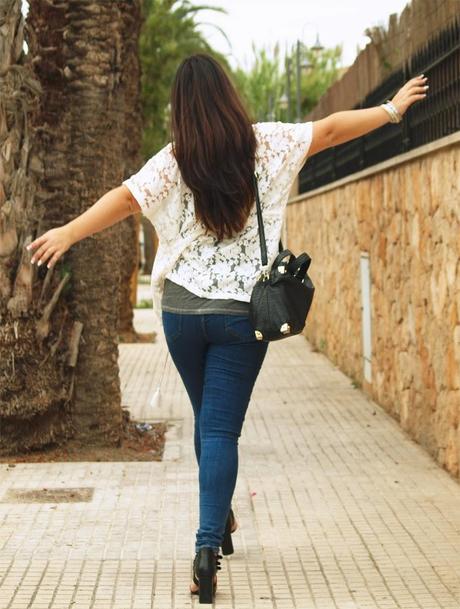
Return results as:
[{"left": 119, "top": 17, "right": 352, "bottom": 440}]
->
[{"left": 122, "top": 121, "right": 313, "bottom": 320}]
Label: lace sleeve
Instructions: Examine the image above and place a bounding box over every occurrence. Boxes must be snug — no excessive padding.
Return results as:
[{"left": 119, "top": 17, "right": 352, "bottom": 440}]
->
[
  {"left": 122, "top": 142, "right": 178, "bottom": 221},
  {"left": 281, "top": 121, "right": 313, "bottom": 173},
  {"left": 256, "top": 121, "right": 313, "bottom": 182}
]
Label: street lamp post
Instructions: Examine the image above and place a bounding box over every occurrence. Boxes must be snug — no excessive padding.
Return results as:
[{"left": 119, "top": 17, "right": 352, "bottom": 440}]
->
[
  {"left": 295, "top": 30, "right": 324, "bottom": 122},
  {"left": 286, "top": 56, "right": 292, "bottom": 122},
  {"left": 268, "top": 92, "right": 275, "bottom": 121},
  {"left": 278, "top": 56, "right": 293, "bottom": 122},
  {"left": 279, "top": 31, "right": 323, "bottom": 124},
  {"left": 296, "top": 40, "right": 302, "bottom": 123}
]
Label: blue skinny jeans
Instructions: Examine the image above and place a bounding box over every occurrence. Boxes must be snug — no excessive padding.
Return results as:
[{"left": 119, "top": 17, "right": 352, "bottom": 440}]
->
[{"left": 161, "top": 311, "right": 269, "bottom": 553}]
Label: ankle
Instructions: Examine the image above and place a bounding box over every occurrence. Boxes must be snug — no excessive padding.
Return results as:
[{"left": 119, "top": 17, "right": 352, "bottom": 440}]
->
[{"left": 195, "top": 546, "right": 219, "bottom": 554}]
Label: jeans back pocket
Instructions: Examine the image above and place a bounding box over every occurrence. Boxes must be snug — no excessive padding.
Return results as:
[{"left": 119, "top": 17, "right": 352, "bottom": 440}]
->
[{"left": 223, "top": 314, "right": 256, "bottom": 341}]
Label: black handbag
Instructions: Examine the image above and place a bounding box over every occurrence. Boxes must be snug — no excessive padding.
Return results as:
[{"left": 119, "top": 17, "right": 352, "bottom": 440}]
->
[{"left": 249, "top": 173, "right": 315, "bottom": 341}]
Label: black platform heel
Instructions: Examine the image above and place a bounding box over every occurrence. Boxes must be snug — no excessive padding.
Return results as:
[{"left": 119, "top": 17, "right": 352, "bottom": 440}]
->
[
  {"left": 191, "top": 547, "right": 222, "bottom": 604},
  {"left": 221, "top": 507, "right": 237, "bottom": 555}
]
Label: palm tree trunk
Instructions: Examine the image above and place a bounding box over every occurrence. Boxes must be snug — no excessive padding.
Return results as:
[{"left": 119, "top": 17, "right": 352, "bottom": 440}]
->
[
  {"left": 1, "top": 0, "right": 144, "bottom": 452},
  {"left": 25, "top": 0, "right": 142, "bottom": 448},
  {"left": 118, "top": 0, "right": 143, "bottom": 342},
  {"left": 0, "top": 0, "right": 79, "bottom": 452}
]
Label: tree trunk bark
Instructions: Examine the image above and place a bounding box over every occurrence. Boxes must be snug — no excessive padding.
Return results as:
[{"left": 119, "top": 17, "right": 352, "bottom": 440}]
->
[
  {"left": 25, "top": 0, "right": 142, "bottom": 448},
  {"left": 0, "top": 0, "right": 78, "bottom": 452},
  {"left": 118, "top": 0, "right": 143, "bottom": 342},
  {"left": 1, "top": 0, "right": 144, "bottom": 453}
]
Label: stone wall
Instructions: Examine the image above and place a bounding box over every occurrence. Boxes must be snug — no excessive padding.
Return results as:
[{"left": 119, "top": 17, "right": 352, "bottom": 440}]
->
[{"left": 286, "top": 133, "right": 460, "bottom": 478}]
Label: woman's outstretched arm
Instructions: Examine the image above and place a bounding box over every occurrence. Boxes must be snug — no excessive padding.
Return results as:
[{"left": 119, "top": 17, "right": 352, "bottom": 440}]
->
[
  {"left": 309, "top": 74, "right": 428, "bottom": 156},
  {"left": 26, "top": 184, "right": 140, "bottom": 269}
]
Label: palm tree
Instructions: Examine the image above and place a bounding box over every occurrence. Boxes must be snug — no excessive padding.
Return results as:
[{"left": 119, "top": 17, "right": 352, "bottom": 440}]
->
[
  {"left": 0, "top": 0, "right": 78, "bottom": 453},
  {"left": 0, "top": 0, "right": 143, "bottom": 453}
]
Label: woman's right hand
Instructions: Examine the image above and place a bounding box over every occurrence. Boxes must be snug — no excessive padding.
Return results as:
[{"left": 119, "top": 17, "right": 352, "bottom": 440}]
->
[
  {"left": 390, "top": 75, "right": 429, "bottom": 117},
  {"left": 26, "top": 225, "right": 74, "bottom": 269}
]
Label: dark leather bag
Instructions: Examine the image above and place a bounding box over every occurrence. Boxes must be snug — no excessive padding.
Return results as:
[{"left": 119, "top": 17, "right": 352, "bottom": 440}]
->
[{"left": 249, "top": 173, "right": 315, "bottom": 341}]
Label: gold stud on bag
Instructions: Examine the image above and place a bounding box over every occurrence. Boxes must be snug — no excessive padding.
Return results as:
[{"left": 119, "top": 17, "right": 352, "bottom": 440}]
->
[
  {"left": 280, "top": 323, "right": 291, "bottom": 335},
  {"left": 248, "top": 173, "right": 316, "bottom": 342}
]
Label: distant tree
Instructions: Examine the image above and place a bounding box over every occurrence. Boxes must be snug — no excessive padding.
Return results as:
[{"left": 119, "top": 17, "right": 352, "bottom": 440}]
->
[
  {"left": 233, "top": 41, "right": 343, "bottom": 122},
  {"left": 290, "top": 42, "right": 343, "bottom": 117},
  {"left": 233, "top": 43, "right": 285, "bottom": 122}
]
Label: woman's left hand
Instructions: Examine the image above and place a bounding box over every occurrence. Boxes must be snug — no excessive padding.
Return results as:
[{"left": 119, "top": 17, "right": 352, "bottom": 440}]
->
[{"left": 26, "top": 226, "right": 74, "bottom": 269}]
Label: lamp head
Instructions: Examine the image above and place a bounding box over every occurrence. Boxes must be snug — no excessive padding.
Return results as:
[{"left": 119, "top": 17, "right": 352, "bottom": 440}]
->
[
  {"left": 311, "top": 33, "right": 324, "bottom": 53},
  {"left": 279, "top": 93, "right": 289, "bottom": 109}
]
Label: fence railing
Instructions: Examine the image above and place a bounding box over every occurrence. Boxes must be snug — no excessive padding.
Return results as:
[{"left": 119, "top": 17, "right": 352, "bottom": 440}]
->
[{"left": 299, "top": 17, "right": 460, "bottom": 193}]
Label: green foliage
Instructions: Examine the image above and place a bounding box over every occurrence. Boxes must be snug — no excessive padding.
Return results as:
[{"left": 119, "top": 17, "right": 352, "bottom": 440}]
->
[
  {"left": 59, "top": 264, "right": 72, "bottom": 296},
  {"left": 135, "top": 298, "right": 153, "bottom": 309},
  {"left": 233, "top": 41, "right": 343, "bottom": 123},
  {"left": 140, "top": 0, "right": 230, "bottom": 157},
  {"left": 233, "top": 43, "right": 285, "bottom": 122},
  {"left": 292, "top": 42, "right": 343, "bottom": 118}
]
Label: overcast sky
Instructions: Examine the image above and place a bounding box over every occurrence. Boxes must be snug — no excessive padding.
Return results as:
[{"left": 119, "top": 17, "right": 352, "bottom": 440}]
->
[
  {"left": 195, "top": 0, "right": 410, "bottom": 69},
  {"left": 22, "top": 0, "right": 410, "bottom": 70}
]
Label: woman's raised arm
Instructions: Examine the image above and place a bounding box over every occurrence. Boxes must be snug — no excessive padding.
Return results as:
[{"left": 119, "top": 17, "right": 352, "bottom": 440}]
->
[{"left": 308, "top": 74, "right": 428, "bottom": 156}]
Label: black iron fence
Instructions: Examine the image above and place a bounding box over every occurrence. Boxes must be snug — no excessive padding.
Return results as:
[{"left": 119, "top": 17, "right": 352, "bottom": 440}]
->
[{"left": 299, "top": 17, "right": 460, "bottom": 194}]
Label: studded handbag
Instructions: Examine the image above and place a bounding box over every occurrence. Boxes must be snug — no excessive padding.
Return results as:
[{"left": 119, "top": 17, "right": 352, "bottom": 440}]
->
[{"left": 249, "top": 173, "right": 315, "bottom": 341}]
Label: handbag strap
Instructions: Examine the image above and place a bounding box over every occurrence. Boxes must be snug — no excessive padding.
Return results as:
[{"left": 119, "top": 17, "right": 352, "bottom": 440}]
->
[
  {"left": 253, "top": 173, "right": 283, "bottom": 267},
  {"left": 272, "top": 249, "right": 311, "bottom": 280}
]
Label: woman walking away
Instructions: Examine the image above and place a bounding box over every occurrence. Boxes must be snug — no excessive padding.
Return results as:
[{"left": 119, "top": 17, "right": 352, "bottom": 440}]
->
[{"left": 26, "top": 53, "right": 428, "bottom": 604}]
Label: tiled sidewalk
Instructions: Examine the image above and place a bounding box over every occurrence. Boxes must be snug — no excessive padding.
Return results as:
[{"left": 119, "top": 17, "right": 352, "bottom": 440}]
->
[{"left": 1, "top": 284, "right": 460, "bottom": 608}]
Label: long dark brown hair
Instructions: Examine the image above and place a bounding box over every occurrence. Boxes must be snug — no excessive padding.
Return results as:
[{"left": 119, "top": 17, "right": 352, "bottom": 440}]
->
[{"left": 170, "top": 53, "right": 257, "bottom": 242}]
